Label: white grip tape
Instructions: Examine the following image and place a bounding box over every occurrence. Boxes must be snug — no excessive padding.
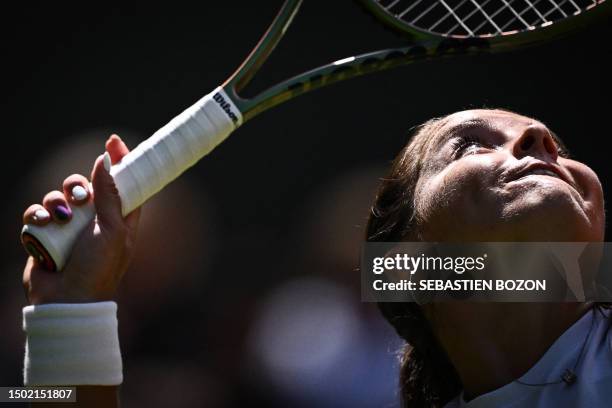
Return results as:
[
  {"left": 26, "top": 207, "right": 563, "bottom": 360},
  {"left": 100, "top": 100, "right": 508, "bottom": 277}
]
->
[
  {"left": 22, "top": 200, "right": 96, "bottom": 271},
  {"left": 23, "top": 302, "right": 122, "bottom": 386},
  {"left": 21, "top": 87, "right": 242, "bottom": 270},
  {"left": 112, "top": 87, "right": 242, "bottom": 214}
]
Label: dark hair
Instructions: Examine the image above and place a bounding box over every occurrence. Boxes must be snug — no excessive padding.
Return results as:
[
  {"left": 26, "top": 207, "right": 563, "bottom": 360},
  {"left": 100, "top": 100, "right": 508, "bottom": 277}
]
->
[
  {"left": 365, "top": 112, "right": 609, "bottom": 407},
  {"left": 366, "top": 116, "right": 462, "bottom": 407}
]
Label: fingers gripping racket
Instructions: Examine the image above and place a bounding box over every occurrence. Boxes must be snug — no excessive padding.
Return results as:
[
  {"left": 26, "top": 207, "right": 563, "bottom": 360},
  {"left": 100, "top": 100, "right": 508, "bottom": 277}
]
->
[{"left": 21, "top": 0, "right": 609, "bottom": 270}]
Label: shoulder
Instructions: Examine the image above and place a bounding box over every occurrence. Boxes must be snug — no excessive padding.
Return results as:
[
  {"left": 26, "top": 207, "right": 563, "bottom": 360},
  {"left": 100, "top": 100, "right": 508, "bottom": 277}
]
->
[
  {"left": 598, "top": 306, "right": 611, "bottom": 349},
  {"left": 583, "top": 306, "right": 612, "bottom": 382}
]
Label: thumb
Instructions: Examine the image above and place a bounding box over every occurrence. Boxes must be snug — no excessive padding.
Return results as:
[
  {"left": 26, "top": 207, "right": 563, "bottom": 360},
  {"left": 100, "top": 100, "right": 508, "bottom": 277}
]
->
[{"left": 91, "top": 152, "right": 124, "bottom": 229}]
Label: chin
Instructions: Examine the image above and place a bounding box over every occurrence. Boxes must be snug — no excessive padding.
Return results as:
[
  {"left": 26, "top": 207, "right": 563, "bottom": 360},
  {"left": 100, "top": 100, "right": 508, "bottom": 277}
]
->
[{"left": 501, "top": 186, "right": 597, "bottom": 241}]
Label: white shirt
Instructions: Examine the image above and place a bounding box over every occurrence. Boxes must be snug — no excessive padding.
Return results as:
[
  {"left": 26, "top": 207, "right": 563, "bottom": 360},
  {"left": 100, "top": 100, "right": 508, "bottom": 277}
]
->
[{"left": 444, "top": 307, "right": 612, "bottom": 408}]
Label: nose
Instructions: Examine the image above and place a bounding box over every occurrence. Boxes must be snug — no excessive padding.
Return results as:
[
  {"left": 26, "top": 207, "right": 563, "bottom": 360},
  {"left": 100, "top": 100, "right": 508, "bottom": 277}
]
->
[{"left": 512, "top": 124, "right": 558, "bottom": 162}]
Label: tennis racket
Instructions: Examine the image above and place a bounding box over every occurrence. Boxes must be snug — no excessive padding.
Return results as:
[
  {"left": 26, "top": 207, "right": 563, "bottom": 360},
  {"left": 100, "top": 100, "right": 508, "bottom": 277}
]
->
[{"left": 21, "top": 0, "right": 609, "bottom": 270}]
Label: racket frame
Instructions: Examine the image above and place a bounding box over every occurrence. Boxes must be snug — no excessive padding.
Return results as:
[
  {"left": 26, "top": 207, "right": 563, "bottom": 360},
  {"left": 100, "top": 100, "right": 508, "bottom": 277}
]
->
[{"left": 223, "top": 0, "right": 609, "bottom": 123}]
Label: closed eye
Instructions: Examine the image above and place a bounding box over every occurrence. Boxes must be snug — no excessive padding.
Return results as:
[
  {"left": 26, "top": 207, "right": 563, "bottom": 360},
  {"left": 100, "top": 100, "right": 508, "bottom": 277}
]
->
[{"left": 451, "top": 135, "right": 490, "bottom": 158}]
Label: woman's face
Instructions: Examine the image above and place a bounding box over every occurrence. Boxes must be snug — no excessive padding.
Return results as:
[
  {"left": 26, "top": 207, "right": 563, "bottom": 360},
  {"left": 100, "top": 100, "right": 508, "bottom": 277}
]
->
[{"left": 414, "top": 109, "right": 605, "bottom": 242}]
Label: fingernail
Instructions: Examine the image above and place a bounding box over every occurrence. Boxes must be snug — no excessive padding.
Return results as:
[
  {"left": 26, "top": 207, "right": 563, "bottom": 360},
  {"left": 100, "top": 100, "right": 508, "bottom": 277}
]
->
[
  {"left": 103, "top": 152, "right": 112, "bottom": 172},
  {"left": 71, "top": 185, "right": 88, "bottom": 201},
  {"left": 33, "top": 209, "right": 50, "bottom": 222},
  {"left": 54, "top": 205, "right": 71, "bottom": 221}
]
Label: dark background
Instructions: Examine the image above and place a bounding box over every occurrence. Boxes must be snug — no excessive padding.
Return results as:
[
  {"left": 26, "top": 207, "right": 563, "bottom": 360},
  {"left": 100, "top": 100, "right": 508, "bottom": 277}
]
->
[{"left": 1, "top": 1, "right": 610, "bottom": 407}]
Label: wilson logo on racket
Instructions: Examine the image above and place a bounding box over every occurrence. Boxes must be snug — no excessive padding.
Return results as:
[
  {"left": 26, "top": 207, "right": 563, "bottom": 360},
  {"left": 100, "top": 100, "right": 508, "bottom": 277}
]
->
[{"left": 213, "top": 92, "right": 239, "bottom": 124}]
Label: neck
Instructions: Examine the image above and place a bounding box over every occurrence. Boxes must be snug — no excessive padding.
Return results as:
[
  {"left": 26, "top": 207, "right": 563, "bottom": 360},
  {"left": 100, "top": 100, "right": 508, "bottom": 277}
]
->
[{"left": 426, "top": 302, "right": 592, "bottom": 401}]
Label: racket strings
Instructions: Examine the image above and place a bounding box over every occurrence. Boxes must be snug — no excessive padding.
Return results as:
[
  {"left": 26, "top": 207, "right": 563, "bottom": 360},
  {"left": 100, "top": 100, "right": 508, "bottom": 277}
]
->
[{"left": 376, "top": 0, "right": 601, "bottom": 36}]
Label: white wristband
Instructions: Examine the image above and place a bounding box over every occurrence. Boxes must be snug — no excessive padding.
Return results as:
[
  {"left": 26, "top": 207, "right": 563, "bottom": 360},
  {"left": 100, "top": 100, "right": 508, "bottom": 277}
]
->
[{"left": 23, "top": 301, "right": 122, "bottom": 386}]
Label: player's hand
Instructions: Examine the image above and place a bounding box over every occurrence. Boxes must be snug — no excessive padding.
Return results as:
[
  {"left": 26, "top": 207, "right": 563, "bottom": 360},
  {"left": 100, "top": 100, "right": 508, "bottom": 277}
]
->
[{"left": 22, "top": 135, "right": 141, "bottom": 305}]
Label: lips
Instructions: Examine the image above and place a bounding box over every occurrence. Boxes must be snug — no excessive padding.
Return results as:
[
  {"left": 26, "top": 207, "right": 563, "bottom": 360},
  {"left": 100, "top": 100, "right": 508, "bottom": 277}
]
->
[
  {"left": 504, "top": 162, "right": 572, "bottom": 187},
  {"left": 515, "top": 167, "right": 562, "bottom": 180}
]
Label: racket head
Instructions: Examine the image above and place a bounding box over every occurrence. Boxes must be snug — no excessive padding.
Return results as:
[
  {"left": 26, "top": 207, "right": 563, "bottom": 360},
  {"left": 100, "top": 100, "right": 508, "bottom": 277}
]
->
[
  {"left": 224, "top": 0, "right": 609, "bottom": 121},
  {"left": 359, "top": 0, "right": 609, "bottom": 40}
]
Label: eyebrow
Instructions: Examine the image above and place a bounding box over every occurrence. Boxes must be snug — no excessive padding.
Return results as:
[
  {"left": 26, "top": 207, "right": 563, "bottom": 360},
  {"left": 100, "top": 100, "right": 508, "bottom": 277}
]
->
[{"left": 434, "top": 118, "right": 492, "bottom": 148}]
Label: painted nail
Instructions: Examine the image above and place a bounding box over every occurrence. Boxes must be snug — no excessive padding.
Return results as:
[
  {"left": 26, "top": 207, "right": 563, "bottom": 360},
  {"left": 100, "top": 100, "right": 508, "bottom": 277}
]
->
[
  {"left": 71, "top": 185, "right": 88, "bottom": 201},
  {"left": 54, "top": 205, "right": 71, "bottom": 221},
  {"left": 33, "top": 209, "right": 50, "bottom": 222},
  {"left": 103, "top": 152, "right": 112, "bottom": 173}
]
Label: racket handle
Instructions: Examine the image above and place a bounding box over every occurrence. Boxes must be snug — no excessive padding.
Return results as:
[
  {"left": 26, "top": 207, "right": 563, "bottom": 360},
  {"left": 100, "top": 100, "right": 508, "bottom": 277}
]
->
[{"left": 21, "top": 87, "right": 242, "bottom": 271}]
